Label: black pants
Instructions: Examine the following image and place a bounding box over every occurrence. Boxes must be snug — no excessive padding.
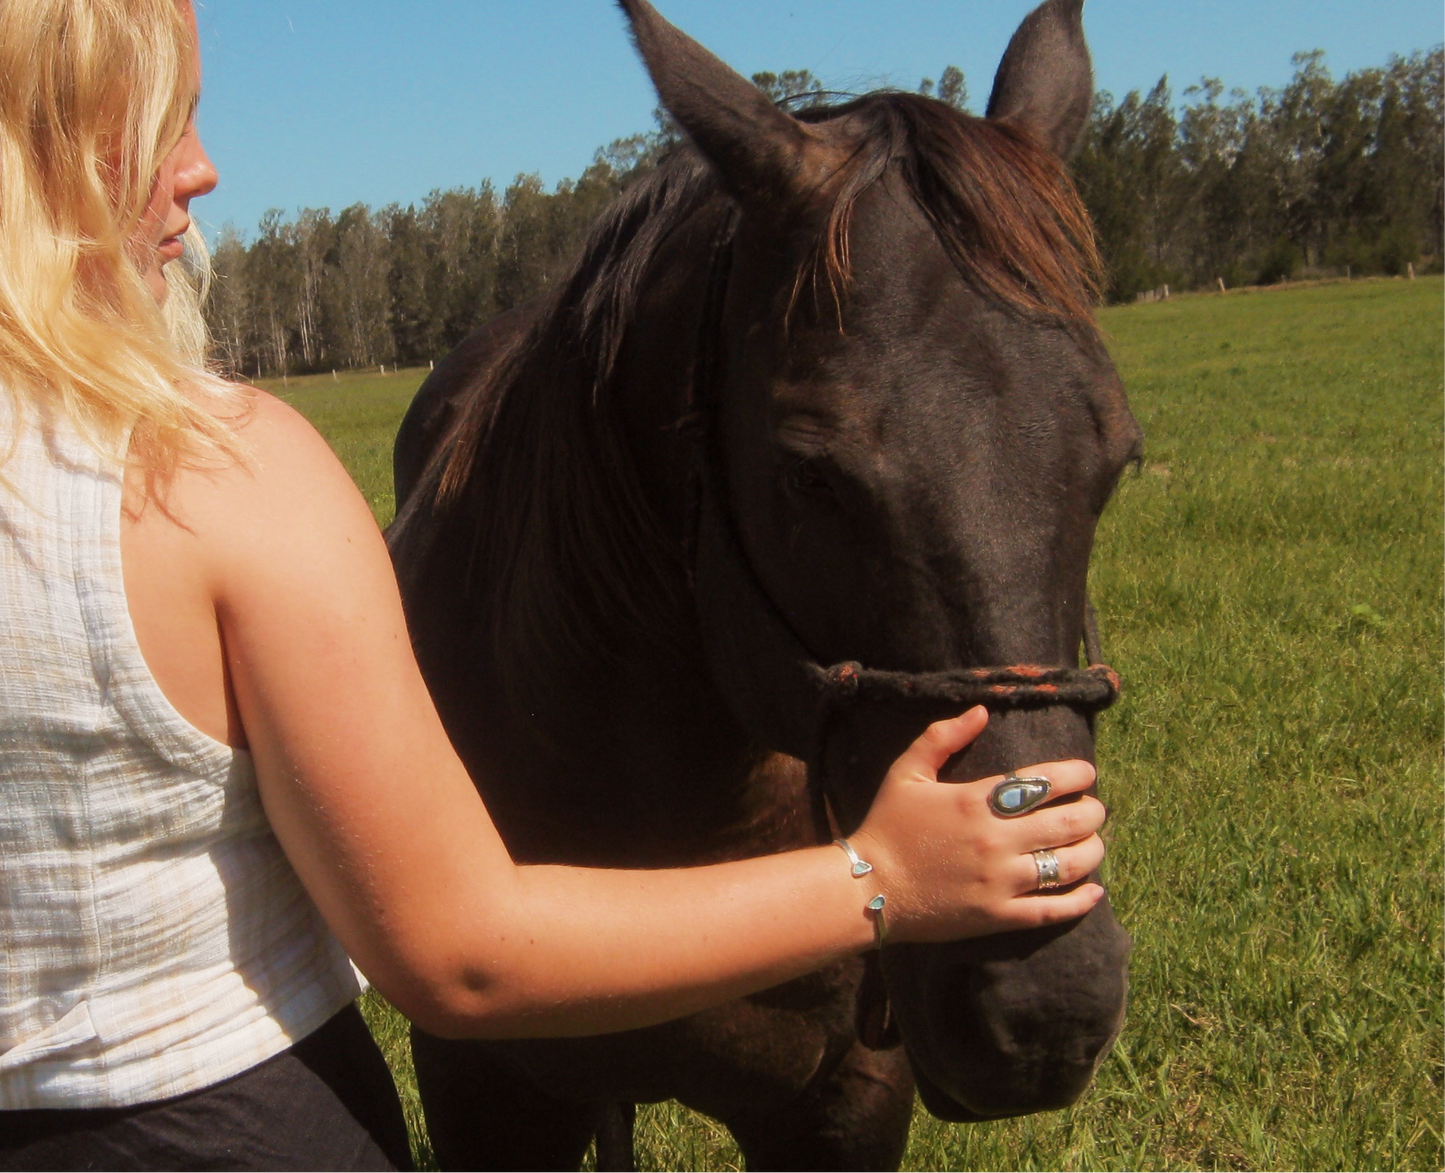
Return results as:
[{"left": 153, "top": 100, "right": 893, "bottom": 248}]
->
[{"left": 0, "top": 1004, "right": 413, "bottom": 1171}]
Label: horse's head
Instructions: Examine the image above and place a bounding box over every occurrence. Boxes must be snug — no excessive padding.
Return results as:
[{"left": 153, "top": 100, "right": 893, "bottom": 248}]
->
[{"left": 620, "top": 0, "right": 1140, "bottom": 1119}]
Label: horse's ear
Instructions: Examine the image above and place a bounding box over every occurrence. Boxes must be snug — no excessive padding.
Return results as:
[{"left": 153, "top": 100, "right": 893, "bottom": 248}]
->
[
  {"left": 616, "top": 0, "right": 843, "bottom": 211},
  {"left": 985, "top": 0, "right": 1094, "bottom": 159}
]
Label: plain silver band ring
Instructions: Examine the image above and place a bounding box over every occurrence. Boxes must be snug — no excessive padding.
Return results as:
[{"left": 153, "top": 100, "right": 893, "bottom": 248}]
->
[{"left": 1032, "top": 848, "right": 1062, "bottom": 891}]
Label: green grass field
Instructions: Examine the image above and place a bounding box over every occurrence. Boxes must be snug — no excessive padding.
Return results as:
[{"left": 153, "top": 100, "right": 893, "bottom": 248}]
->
[{"left": 265, "top": 276, "right": 1444, "bottom": 1172}]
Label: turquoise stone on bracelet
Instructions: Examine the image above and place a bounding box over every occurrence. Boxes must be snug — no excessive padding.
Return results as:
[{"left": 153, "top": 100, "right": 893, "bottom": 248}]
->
[
  {"left": 833, "top": 838, "right": 874, "bottom": 877},
  {"left": 867, "top": 894, "right": 887, "bottom": 946}
]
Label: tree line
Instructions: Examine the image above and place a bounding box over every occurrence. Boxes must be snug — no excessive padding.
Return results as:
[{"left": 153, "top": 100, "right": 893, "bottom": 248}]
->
[{"left": 206, "top": 52, "right": 1442, "bottom": 378}]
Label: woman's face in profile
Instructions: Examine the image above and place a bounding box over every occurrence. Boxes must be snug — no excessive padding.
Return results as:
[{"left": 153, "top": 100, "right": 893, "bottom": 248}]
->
[{"left": 129, "top": 2, "right": 217, "bottom": 303}]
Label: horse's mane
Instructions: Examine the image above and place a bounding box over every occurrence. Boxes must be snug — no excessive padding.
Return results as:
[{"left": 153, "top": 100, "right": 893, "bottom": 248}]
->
[{"left": 431, "top": 93, "right": 1103, "bottom": 711}]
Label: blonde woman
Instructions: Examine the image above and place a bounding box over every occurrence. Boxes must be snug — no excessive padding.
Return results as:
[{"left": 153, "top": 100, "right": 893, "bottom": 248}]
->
[{"left": 0, "top": 1, "right": 1109, "bottom": 1168}]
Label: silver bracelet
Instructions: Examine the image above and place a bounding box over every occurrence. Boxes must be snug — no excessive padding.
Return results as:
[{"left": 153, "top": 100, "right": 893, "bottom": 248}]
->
[{"left": 832, "top": 839, "right": 888, "bottom": 947}]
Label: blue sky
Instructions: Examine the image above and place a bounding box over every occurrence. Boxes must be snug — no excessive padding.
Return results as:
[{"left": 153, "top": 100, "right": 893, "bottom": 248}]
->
[{"left": 192, "top": 1, "right": 1443, "bottom": 241}]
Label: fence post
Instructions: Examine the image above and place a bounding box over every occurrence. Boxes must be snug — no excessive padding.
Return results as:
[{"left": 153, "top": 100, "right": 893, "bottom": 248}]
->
[
  {"left": 332, "top": 370, "right": 338, "bottom": 382},
  {"left": 1407, "top": 262, "right": 1415, "bottom": 279},
  {"left": 1217, "top": 277, "right": 1226, "bottom": 294}
]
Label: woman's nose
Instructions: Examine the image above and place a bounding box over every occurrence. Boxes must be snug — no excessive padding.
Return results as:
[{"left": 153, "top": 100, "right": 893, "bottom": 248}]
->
[{"left": 176, "top": 128, "right": 218, "bottom": 204}]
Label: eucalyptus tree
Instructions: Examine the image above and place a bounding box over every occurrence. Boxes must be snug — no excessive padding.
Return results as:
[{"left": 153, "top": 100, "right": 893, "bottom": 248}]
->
[
  {"left": 248, "top": 209, "right": 301, "bottom": 376},
  {"left": 423, "top": 184, "right": 502, "bottom": 350},
  {"left": 918, "top": 64, "right": 969, "bottom": 111},
  {"left": 326, "top": 204, "right": 393, "bottom": 370},
  {"left": 292, "top": 208, "right": 333, "bottom": 368},
  {"left": 206, "top": 225, "right": 251, "bottom": 377}
]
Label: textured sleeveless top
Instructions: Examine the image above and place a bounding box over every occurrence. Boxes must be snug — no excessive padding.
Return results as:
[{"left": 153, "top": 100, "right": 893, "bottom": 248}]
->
[{"left": 0, "top": 412, "right": 362, "bottom": 1109}]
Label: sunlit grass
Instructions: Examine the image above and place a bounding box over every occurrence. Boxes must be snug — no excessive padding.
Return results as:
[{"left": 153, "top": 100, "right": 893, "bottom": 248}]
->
[{"left": 278, "top": 277, "right": 1444, "bottom": 1171}]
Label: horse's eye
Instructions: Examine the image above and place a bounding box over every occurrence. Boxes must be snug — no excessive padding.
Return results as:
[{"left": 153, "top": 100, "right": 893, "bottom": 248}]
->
[{"left": 784, "top": 458, "right": 832, "bottom": 497}]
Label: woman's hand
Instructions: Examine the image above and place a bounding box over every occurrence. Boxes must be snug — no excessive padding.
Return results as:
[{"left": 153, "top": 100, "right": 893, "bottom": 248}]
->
[{"left": 851, "top": 707, "right": 1107, "bottom": 944}]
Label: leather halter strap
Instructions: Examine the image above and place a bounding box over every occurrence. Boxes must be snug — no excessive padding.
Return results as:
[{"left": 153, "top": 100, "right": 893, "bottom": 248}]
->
[{"left": 807, "top": 626, "right": 1121, "bottom": 714}]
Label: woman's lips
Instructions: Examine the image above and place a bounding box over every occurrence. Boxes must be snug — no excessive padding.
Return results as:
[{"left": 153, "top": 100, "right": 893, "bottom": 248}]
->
[{"left": 158, "top": 221, "right": 189, "bottom": 262}]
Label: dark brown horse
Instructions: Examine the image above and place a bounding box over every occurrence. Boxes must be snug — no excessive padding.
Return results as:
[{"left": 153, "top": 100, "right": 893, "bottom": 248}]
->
[{"left": 387, "top": 0, "right": 1140, "bottom": 1167}]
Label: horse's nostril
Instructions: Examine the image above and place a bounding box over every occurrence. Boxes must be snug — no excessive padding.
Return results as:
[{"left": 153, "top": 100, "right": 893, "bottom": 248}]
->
[
  {"left": 928, "top": 968, "right": 1118, "bottom": 1114},
  {"left": 909, "top": 1039, "right": 1101, "bottom": 1121},
  {"left": 883, "top": 904, "right": 1131, "bottom": 1119}
]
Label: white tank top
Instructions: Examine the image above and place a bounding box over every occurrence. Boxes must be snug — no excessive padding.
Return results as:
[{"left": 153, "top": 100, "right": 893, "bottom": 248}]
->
[{"left": 0, "top": 411, "right": 362, "bottom": 1109}]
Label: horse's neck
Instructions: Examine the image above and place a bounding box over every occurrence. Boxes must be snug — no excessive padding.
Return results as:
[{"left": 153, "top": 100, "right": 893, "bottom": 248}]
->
[
  {"left": 401, "top": 204, "right": 816, "bottom": 866},
  {"left": 423, "top": 566, "right": 809, "bottom": 866},
  {"left": 399, "top": 431, "right": 789, "bottom": 866}
]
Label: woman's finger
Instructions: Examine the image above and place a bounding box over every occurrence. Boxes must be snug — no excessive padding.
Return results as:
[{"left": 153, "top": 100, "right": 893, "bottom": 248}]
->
[
  {"left": 1002, "top": 882, "right": 1107, "bottom": 929},
  {"left": 1012, "top": 796, "right": 1108, "bottom": 853},
  {"left": 889, "top": 707, "right": 989, "bottom": 781},
  {"left": 973, "top": 759, "right": 1097, "bottom": 817},
  {"left": 989, "top": 759, "right": 1097, "bottom": 795},
  {"left": 1013, "top": 833, "right": 1106, "bottom": 896}
]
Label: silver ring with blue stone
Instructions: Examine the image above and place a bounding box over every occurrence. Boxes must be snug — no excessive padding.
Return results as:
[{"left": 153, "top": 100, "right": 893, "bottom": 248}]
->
[{"left": 988, "top": 773, "right": 1053, "bottom": 818}]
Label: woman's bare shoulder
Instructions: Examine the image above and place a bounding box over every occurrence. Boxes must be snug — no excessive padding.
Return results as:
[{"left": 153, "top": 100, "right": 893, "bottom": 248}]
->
[
  {"left": 120, "top": 385, "right": 385, "bottom": 747},
  {"left": 197, "top": 384, "right": 374, "bottom": 520},
  {"left": 178, "top": 384, "right": 393, "bottom": 611},
  {"left": 221, "top": 384, "right": 352, "bottom": 484}
]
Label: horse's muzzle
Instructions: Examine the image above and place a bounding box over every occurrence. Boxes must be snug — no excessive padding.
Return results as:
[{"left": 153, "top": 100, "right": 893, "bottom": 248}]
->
[{"left": 882, "top": 897, "right": 1131, "bottom": 1120}]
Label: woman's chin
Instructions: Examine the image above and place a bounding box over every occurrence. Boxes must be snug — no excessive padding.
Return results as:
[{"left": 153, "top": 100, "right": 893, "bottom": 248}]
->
[{"left": 146, "top": 266, "right": 170, "bottom": 306}]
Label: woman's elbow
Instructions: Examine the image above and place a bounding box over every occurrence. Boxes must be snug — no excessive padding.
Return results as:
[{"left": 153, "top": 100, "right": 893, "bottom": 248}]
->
[{"left": 368, "top": 957, "right": 517, "bottom": 1039}]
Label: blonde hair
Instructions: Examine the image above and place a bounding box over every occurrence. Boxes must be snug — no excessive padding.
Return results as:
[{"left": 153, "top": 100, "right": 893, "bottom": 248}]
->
[{"left": 0, "top": 0, "right": 238, "bottom": 474}]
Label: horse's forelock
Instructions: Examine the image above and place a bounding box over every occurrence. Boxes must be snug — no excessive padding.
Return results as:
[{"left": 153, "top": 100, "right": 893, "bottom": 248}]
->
[{"left": 798, "top": 92, "right": 1103, "bottom": 326}]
